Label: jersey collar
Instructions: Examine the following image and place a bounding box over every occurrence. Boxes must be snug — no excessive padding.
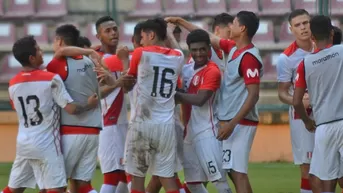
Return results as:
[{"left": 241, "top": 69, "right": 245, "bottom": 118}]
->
[{"left": 313, "top": 44, "right": 333, "bottom": 54}]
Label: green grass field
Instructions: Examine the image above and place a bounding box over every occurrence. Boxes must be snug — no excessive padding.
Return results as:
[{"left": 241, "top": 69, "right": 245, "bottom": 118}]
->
[{"left": 0, "top": 162, "right": 340, "bottom": 193}]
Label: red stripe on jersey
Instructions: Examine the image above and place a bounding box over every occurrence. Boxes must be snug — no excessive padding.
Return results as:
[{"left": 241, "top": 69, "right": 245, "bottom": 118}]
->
[
  {"left": 143, "top": 45, "right": 182, "bottom": 56},
  {"left": 60, "top": 126, "right": 100, "bottom": 135},
  {"left": 9, "top": 69, "right": 55, "bottom": 86},
  {"left": 283, "top": 41, "right": 298, "bottom": 57}
]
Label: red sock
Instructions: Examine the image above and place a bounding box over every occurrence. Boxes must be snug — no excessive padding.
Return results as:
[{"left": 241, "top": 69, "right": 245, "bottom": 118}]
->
[
  {"left": 175, "top": 177, "right": 183, "bottom": 189},
  {"left": 131, "top": 190, "right": 143, "bottom": 193},
  {"left": 183, "top": 183, "right": 191, "bottom": 193},
  {"left": 166, "top": 191, "right": 180, "bottom": 193},
  {"left": 126, "top": 173, "right": 132, "bottom": 183},
  {"left": 2, "top": 187, "right": 12, "bottom": 193},
  {"left": 47, "top": 191, "right": 60, "bottom": 193},
  {"left": 78, "top": 184, "right": 94, "bottom": 193},
  {"left": 301, "top": 178, "right": 311, "bottom": 190}
]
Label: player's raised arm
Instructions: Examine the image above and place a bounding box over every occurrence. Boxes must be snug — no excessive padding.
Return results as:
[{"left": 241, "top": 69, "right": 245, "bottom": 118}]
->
[
  {"left": 51, "top": 74, "right": 98, "bottom": 114},
  {"left": 166, "top": 23, "right": 182, "bottom": 50}
]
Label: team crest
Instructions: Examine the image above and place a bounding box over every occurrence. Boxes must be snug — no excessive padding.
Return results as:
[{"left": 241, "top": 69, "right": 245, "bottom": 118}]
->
[{"left": 193, "top": 75, "right": 200, "bottom": 86}]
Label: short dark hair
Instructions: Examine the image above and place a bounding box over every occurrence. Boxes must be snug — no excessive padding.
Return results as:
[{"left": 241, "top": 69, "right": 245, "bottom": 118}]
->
[
  {"left": 236, "top": 11, "right": 259, "bottom": 39},
  {"left": 333, "top": 26, "right": 342, "bottom": 45},
  {"left": 212, "top": 13, "right": 234, "bottom": 31},
  {"left": 310, "top": 15, "right": 333, "bottom": 41},
  {"left": 141, "top": 17, "right": 167, "bottom": 41},
  {"left": 12, "top": 35, "right": 37, "bottom": 67},
  {"left": 133, "top": 22, "right": 143, "bottom": 44},
  {"left": 173, "top": 26, "right": 182, "bottom": 34},
  {"left": 186, "top": 29, "right": 210, "bottom": 47},
  {"left": 77, "top": 36, "right": 92, "bottom": 48},
  {"left": 55, "top": 24, "right": 80, "bottom": 46},
  {"left": 95, "top": 16, "right": 115, "bottom": 31},
  {"left": 288, "top": 9, "right": 310, "bottom": 23}
]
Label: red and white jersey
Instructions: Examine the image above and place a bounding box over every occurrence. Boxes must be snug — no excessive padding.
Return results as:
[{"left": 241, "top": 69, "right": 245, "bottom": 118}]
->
[
  {"left": 187, "top": 47, "right": 225, "bottom": 72},
  {"left": 8, "top": 70, "right": 73, "bottom": 159},
  {"left": 128, "top": 46, "right": 184, "bottom": 123},
  {"left": 182, "top": 61, "right": 221, "bottom": 142},
  {"left": 102, "top": 55, "right": 128, "bottom": 126}
]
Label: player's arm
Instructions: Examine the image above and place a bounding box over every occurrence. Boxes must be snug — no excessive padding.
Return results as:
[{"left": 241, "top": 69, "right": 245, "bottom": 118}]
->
[
  {"left": 54, "top": 46, "right": 98, "bottom": 59},
  {"left": 276, "top": 54, "right": 294, "bottom": 105},
  {"left": 166, "top": 24, "right": 182, "bottom": 50},
  {"left": 118, "top": 47, "right": 142, "bottom": 91},
  {"left": 293, "top": 61, "right": 311, "bottom": 123},
  {"left": 229, "top": 53, "right": 261, "bottom": 125},
  {"left": 51, "top": 75, "right": 98, "bottom": 114}
]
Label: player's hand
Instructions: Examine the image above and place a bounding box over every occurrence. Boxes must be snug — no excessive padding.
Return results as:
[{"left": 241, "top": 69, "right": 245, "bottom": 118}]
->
[
  {"left": 165, "top": 17, "right": 181, "bottom": 24},
  {"left": 87, "top": 94, "right": 99, "bottom": 108},
  {"left": 94, "top": 65, "right": 113, "bottom": 84},
  {"left": 89, "top": 50, "right": 102, "bottom": 67},
  {"left": 117, "top": 74, "right": 136, "bottom": 89},
  {"left": 167, "top": 23, "right": 176, "bottom": 34},
  {"left": 217, "top": 121, "right": 236, "bottom": 141},
  {"left": 304, "top": 118, "right": 316, "bottom": 132},
  {"left": 116, "top": 45, "right": 130, "bottom": 61}
]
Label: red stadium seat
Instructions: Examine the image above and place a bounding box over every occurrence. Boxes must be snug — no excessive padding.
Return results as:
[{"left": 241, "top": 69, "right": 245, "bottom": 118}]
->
[
  {"left": 4, "top": 0, "right": 34, "bottom": 18},
  {"left": 195, "top": 0, "right": 227, "bottom": 17},
  {"left": 279, "top": 21, "right": 293, "bottom": 43},
  {"left": 36, "top": 0, "right": 67, "bottom": 18},
  {"left": 86, "top": 23, "right": 100, "bottom": 45},
  {"left": 293, "top": 0, "right": 317, "bottom": 15},
  {"left": 0, "top": 0, "right": 4, "bottom": 17},
  {"left": 24, "top": 23, "right": 49, "bottom": 45},
  {"left": 253, "top": 20, "right": 275, "bottom": 44},
  {"left": 262, "top": 53, "right": 279, "bottom": 81},
  {"left": 228, "top": 0, "right": 259, "bottom": 15},
  {"left": 119, "top": 21, "right": 138, "bottom": 48},
  {"left": 259, "top": 0, "right": 291, "bottom": 16},
  {"left": 331, "top": 0, "right": 343, "bottom": 16},
  {"left": 0, "top": 23, "right": 16, "bottom": 47},
  {"left": 129, "top": 0, "right": 163, "bottom": 18},
  {"left": 163, "top": 0, "right": 195, "bottom": 17}
]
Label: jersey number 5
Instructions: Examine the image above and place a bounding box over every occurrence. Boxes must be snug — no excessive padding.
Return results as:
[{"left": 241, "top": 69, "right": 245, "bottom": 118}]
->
[
  {"left": 18, "top": 95, "right": 43, "bottom": 128},
  {"left": 151, "top": 66, "right": 175, "bottom": 98}
]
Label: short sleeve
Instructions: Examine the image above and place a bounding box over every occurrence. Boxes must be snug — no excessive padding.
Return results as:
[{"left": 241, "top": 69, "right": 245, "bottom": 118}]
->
[
  {"left": 103, "top": 55, "right": 123, "bottom": 72},
  {"left": 46, "top": 58, "right": 68, "bottom": 81},
  {"left": 219, "top": 39, "right": 236, "bottom": 54},
  {"left": 51, "top": 75, "right": 74, "bottom": 108},
  {"left": 199, "top": 65, "right": 221, "bottom": 92},
  {"left": 276, "top": 54, "right": 293, "bottom": 83},
  {"left": 128, "top": 48, "right": 143, "bottom": 77},
  {"left": 295, "top": 60, "right": 307, "bottom": 89},
  {"left": 239, "top": 53, "right": 261, "bottom": 85}
]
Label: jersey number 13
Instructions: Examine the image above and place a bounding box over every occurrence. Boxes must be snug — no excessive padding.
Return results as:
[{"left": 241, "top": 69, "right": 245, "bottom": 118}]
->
[{"left": 18, "top": 95, "right": 43, "bottom": 128}]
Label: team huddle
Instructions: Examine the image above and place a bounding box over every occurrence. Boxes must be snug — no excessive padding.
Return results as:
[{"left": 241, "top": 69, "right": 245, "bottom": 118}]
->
[{"left": 2, "top": 6, "right": 343, "bottom": 193}]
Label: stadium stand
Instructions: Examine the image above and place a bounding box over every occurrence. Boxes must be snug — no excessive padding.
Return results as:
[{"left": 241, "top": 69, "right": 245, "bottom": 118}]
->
[
  {"left": 23, "top": 23, "right": 49, "bottom": 45},
  {"left": 119, "top": 21, "right": 137, "bottom": 48},
  {"left": 0, "top": 23, "right": 16, "bottom": 49},
  {"left": 331, "top": 0, "right": 343, "bottom": 16},
  {"left": 259, "top": 0, "right": 292, "bottom": 16},
  {"left": 163, "top": 0, "right": 195, "bottom": 17},
  {"left": 293, "top": 0, "right": 317, "bottom": 15},
  {"left": 253, "top": 20, "right": 275, "bottom": 45},
  {"left": 4, "top": 0, "right": 34, "bottom": 18},
  {"left": 228, "top": 0, "right": 259, "bottom": 14},
  {"left": 128, "top": 0, "right": 163, "bottom": 18},
  {"left": 36, "top": 0, "right": 67, "bottom": 18},
  {"left": 195, "top": 0, "right": 227, "bottom": 17},
  {"left": 86, "top": 23, "right": 100, "bottom": 45}
]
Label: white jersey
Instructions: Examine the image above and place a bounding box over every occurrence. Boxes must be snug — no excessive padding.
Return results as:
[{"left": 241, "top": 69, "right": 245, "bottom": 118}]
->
[
  {"left": 8, "top": 70, "right": 73, "bottom": 159},
  {"left": 128, "top": 46, "right": 184, "bottom": 123},
  {"left": 188, "top": 47, "right": 225, "bottom": 73}
]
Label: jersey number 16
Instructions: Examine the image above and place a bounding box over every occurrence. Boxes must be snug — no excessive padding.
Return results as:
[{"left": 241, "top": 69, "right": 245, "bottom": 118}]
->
[{"left": 151, "top": 66, "right": 175, "bottom": 98}]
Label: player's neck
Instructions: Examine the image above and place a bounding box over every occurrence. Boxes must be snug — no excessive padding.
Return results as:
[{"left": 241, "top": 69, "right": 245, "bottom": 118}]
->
[
  {"left": 295, "top": 39, "right": 313, "bottom": 52},
  {"left": 315, "top": 39, "right": 332, "bottom": 50},
  {"left": 194, "top": 61, "right": 208, "bottom": 70},
  {"left": 152, "top": 41, "right": 165, "bottom": 47},
  {"left": 22, "top": 66, "right": 38, "bottom": 72},
  {"left": 100, "top": 44, "right": 117, "bottom": 55},
  {"left": 234, "top": 37, "right": 251, "bottom": 50}
]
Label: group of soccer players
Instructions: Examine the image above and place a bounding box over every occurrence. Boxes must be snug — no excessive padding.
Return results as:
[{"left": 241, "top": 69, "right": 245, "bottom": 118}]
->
[{"left": 2, "top": 5, "right": 343, "bottom": 193}]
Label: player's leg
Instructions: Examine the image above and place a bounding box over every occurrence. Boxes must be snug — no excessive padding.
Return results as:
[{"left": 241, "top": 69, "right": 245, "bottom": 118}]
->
[
  {"left": 290, "top": 117, "right": 315, "bottom": 193},
  {"left": 98, "top": 124, "right": 128, "bottom": 193},
  {"left": 2, "top": 156, "right": 35, "bottom": 193},
  {"left": 309, "top": 122, "right": 343, "bottom": 193},
  {"left": 222, "top": 124, "right": 256, "bottom": 193},
  {"left": 146, "top": 173, "right": 185, "bottom": 193},
  {"left": 126, "top": 174, "right": 132, "bottom": 191},
  {"left": 69, "top": 135, "right": 99, "bottom": 193}
]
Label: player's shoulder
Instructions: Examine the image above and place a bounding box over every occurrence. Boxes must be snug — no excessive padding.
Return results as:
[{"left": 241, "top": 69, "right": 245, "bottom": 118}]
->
[
  {"left": 205, "top": 61, "right": 221, "bottom": 74},
  {"left": 143, "top": 46, "right": 183, "bottom": 57},
  {"left": 9, "top": 70, "right": 56, "bottom": 87},
  {"left": 282, "top": 41, "right": 299, "bottom": 57}
]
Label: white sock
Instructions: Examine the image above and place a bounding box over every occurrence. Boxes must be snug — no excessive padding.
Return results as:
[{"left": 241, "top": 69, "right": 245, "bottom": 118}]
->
[
  {"left": 116, "top": 182, "right": 128, "bottom": 193},
  {"left": 213, "top": 180, "right": 233, "bottom": 193},
  {"left": 100, "top": 184, "right": 116, "bottom": 193},
  {"left": 89, "top": 190, "right": 98, "bottom": 193},
  {"left": 127, "top": 182, "right": 131, "bottom": 192},
  {"left": 300, "top": 190, "right": 312, "bottom": 193},
  {"left": 187, "top": 184, "right": 208, "bottom": 193},
  {"left": 179, "top": 188, "right": 186, "bottom": 193}
]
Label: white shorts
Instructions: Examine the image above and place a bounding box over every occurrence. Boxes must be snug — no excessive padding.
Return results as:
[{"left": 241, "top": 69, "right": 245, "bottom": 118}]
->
[
  {"left": 290, "top": 108, "right": 315, "bottom": 165},
  {"left": 62, "top": 134, "right": 99, "bottom": 181},
  {"left": 124, "top": 121, "right": 176, "bottom": 178},
  {"left": 183, "top": 131, "right": 224, "bottom": 182},
  {"left": 310, "top": 120, "right": 343, "bottom": 180},
  {"left": 98, "top": 124, "right": 128, "bottom": 173},
  {"left": 175, "top": 121, "right": 184, "bottom": 173},
  {"left": 222, "top": 124, "right": 256, "bottom": 174},
  {"left": 8, "top": 155, "right": 66, "bottom": 189}
]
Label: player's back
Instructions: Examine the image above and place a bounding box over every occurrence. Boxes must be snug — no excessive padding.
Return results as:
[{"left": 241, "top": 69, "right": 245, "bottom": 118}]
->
[
  {"left": 61, "top": 56, "right": 101, "bottom": 129},
  {"left": 132, "top": 46, "right": 184, "bottom": 123},
  {"left": 9, "top": 70, "right": 62, "bottom": 158},
  {"left": 303, "top": 44, "right": 343, "bottom": 125}
]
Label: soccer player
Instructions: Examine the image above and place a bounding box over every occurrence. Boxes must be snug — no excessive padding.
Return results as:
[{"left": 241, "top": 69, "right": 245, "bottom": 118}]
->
[
  {"left": 293, "top": 15, "right": 343, "bottom": 193},
  {"left": 78, "top": 36, "right": 92, "bottom": 48},
  {"left": 94, "top": 16, "right": 119, "bottom": 56},
  {"left": 175, "top": 29, "right": 232, "bottom": 193},
  {"left": 333, "top": 26, "right": 342, "bottom": 45},
  {"left": 46, "top": 24, "right": 102, "bottom": 193},
  {"left": 2, "top": 36, "right": 98, "bottom": 193},
  {"left": 276, "top": 9, "right": 314, "bottom": 193},
  {"left": 123, "top": 18, "right": 184, "bottom": 193}
]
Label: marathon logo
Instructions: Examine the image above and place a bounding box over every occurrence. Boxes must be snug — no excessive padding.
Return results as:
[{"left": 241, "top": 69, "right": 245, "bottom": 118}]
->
[{"left": 312, "top": 52, "right": 339, "bottom": 65}]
